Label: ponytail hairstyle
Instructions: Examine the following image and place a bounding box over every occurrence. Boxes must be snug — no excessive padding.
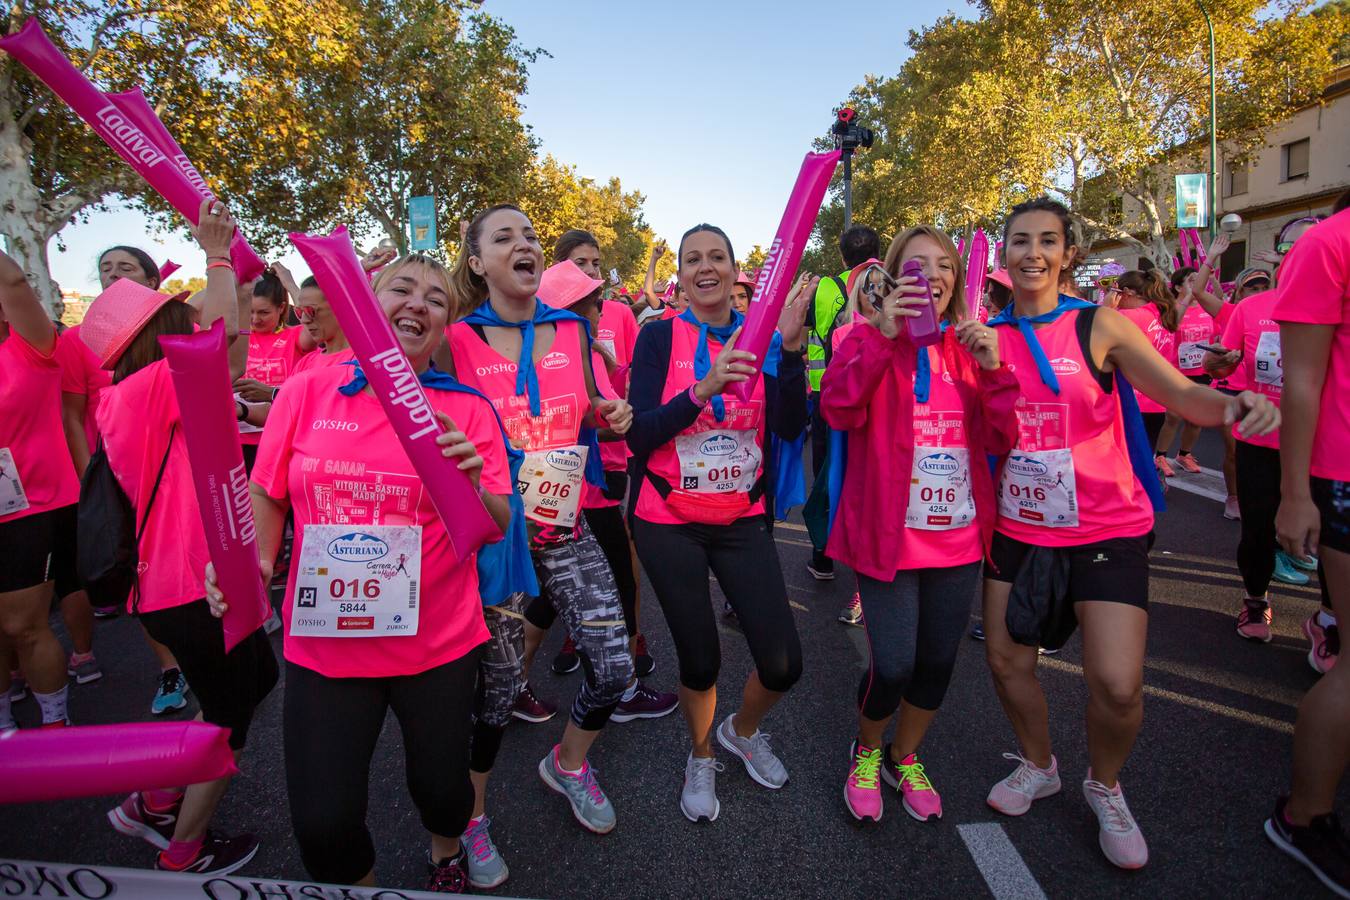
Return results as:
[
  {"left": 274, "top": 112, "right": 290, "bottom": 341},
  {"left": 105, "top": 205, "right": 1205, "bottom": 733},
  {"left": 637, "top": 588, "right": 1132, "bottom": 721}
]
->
[
  {"left": 1119, "top": 269, "right": 1179, "bottom": 332},
  {"left": 676, "top": 223, "right": 735, "bottom": 268},
  {"left": 553, "top": 229, "right": 599, "bottom": 264},
  {"left": 449, "top": 203, "right": 526, "bottom": 311},
  {"left": 883, "top": 225, "right": 968, "bottom": 324},
  {"left": 1169, "top": 266, "right": 1196, "bottom": 298}
]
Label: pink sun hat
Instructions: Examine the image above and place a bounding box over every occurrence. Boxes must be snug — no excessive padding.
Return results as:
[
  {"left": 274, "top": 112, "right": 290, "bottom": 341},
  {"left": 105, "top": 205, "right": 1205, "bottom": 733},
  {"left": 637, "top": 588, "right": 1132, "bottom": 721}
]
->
[
  {"left": 80, "top": 279, "right": 190, "bottom": 370},
  {"left": 988, "top": 269, "right": 1013, "bottom": 290},
  {"left": 538, "top": 259, "right": 603, "bottom": 310}
]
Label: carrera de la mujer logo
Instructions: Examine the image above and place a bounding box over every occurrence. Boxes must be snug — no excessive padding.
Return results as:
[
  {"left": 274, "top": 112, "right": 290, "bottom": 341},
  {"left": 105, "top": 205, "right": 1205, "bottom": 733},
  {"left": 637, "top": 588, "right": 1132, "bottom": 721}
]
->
[
  {"left": 917, "top": 452, "right": 960, "bottom": 476},
  {"left": 545, "top": 448, "right": 583, "bottom": 471},
  {"left": 699, "top": 434, "right": 738, "bottom": 457},
  {"left": 1006, "top": 455, "right": 1048, "bottom": 478},
  {"left": 326, "top": 532, "right": 390, "bottom": 563}
]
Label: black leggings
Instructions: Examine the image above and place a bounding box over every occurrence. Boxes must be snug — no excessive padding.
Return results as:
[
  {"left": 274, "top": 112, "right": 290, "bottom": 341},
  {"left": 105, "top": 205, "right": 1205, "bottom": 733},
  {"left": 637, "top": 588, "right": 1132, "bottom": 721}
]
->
[
  {"left": 634, "top": 516, "right": 802, "bottom": 693},
  {"left": 284, "top": 649, "right": 482, "bottom": 884},
  {"left": 1142, "top": 412, "right": 1166, "bottom": 453},
  {"left": 856, "top": 563, "right": 980, "bottom": 719},
  {"left": 525, "top": 505, "right": 639, "bottom": 637},
  {"left": 1236, "top": 441, "right": 1332, "bottom": 608}
]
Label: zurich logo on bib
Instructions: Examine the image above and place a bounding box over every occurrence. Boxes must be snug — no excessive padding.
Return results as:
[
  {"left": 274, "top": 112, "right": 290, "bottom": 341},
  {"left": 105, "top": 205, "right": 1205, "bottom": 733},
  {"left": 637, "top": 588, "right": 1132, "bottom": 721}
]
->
[
  {"left": 327, "top": 532, "right": 391, "bottom": 562},
  {"left": 918, "top": 452, "right": 961, "bottom": 476},
  {"left": 545, "top": 448, "right": 584, "bottom": 472}
]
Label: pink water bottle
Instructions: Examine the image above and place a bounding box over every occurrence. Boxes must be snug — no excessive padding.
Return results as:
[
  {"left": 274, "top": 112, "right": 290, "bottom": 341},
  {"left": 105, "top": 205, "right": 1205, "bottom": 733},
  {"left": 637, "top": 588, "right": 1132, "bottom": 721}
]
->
[{"left": 901, "top": 259, "right": 941, "bottom": 347}]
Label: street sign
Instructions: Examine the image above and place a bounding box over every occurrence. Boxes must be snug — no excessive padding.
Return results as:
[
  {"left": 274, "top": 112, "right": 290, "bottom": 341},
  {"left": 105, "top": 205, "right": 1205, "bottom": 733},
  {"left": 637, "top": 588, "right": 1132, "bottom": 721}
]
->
[
  {"left": 1175, "top": 174, "right": 1209, "bottom": 229},
  {"left": 408, "top": 195, "right": 437, "bottom": 251}
]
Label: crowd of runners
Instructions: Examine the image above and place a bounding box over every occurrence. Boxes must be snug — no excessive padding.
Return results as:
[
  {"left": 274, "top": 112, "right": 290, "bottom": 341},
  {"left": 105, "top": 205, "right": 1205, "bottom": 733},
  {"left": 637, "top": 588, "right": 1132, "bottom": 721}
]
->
[{"left": 2, "top": 188, "right": 1348, "bottom": 895}]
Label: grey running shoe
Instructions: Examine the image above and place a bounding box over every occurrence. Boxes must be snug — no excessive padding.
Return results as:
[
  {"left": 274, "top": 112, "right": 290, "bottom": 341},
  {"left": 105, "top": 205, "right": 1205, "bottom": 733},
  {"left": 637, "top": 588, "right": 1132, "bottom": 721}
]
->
[
  {"left": 680, "top": 754, "right": 724, "bottom": 823},
  {"left": 716, "top": 713, "right": 788, "bottom": 789},
  {"left": 68, "top": 654, "right": 104, "bottom": 684},
  {"left": 538, "top": 745, "right": 616, "bottom": 834},
  {"left": 461, "top": 815, "right": 509, "bottom": 889}
]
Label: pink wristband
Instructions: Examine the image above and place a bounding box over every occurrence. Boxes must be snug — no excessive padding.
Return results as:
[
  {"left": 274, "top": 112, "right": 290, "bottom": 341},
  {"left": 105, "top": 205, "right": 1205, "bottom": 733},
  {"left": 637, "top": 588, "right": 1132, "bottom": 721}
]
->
[{"left": 687, "top": 384, "right": 708, "bottom": 408}]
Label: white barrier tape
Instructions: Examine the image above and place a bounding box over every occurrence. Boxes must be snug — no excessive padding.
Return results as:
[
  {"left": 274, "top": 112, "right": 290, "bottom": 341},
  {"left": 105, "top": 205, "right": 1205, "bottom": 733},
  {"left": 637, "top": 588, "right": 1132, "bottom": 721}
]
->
[{"left": 0, "top": 858, "right": 531, "bottom": 899}]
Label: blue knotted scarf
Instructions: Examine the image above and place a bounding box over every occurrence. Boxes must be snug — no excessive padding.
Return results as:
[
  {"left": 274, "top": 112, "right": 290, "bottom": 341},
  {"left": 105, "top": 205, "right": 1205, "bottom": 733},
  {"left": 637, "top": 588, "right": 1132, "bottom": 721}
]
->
[
  {"left": 461, "top": 298, "right": 587, "bottom": 417},
  {"left": 678, "top": 307, "right": 744, "bottom": 422},
  {"left": 912, "top": 321, "right": 953, "bottom": 403}
]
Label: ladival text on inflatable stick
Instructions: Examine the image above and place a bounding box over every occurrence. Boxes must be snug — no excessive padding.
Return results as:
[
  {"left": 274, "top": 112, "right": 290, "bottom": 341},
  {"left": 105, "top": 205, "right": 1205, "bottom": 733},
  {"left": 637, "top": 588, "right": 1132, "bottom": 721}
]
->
[
  {"left": 158, "top": 320, "right": 270, "bottom": 652},
  {"left": 105, "top": 88, "right": 266, "bottom": 282},
  {"left": 289, "top": 226, "right": 502, "bottom": 562},
  {"left": 0, "top": 20, "right": 265, "bottom": 280},
  {"left": 0, "top": 722, "right": 237, "bottom": 804},
  {"left": 964, "top": 228, "right": 989, "bottom": 318},
  {"left": 732, "top": 149, "right": 841, "bottom": 402}
]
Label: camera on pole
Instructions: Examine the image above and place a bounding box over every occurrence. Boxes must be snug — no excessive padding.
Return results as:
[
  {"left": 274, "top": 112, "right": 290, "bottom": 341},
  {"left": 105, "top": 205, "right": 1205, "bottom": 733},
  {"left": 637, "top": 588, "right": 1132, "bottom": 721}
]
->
[{"left": 831, "top": 107, "right": 873, "bottom": 230}]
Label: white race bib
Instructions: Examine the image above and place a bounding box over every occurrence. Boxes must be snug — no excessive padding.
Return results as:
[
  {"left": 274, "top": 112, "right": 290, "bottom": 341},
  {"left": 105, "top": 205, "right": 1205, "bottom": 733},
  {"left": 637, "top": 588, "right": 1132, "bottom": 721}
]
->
[
  {"left": 291, "top": 524, "right": 421, "bottom": 637},
  {"left": 906, "top": 447, "right": 975, "bottom": 531},
  {"left": 0, "top": 447, "right": 28, "bottom": 516},
  {"left": 999, "top": 449, "right": 1079, "bottom": 527},
  {"left": 1178, "top": 341, "right": 1206, "bottom": 371},
  {"left": 675, "top": 430, "right": 761, "bottom": 494},
  {"left": 519, "top": 444, "right": 588, "bottom": 527},
  {"left": 595, "top": 338, "right": 616, "bottom": 360},
  {"left": 1254, "top": 330, "right": 1283, "bottom": 388}
]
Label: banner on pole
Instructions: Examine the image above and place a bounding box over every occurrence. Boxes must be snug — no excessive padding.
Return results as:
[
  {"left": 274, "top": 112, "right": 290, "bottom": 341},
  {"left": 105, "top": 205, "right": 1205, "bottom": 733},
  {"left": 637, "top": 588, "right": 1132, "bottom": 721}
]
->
[
  {"left": 1175, "top": 174, "right": 1209, "bottom": 229},
  {"left": 408, "top": 195, "right": 438, "bottom": 251}
]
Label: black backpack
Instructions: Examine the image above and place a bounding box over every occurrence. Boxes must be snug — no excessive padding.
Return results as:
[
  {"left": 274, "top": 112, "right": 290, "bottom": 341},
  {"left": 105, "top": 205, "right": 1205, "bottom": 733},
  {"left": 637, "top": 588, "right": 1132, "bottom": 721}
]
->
[{"left": 77, "top": 426, "right": 175, "bottom": 613}]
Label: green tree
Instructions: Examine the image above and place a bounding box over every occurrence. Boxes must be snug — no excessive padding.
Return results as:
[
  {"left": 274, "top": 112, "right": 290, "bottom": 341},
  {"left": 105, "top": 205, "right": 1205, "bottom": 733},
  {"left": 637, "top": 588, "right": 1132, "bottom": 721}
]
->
[
  {"left": 162, "top": 275, "right": 207, "bottom": 295},
  {"left": 739, "top": 244, "right": 767, "bottom": 274},
  {"left": 1, "top": 0, "right": 360, "bottom": 315}
]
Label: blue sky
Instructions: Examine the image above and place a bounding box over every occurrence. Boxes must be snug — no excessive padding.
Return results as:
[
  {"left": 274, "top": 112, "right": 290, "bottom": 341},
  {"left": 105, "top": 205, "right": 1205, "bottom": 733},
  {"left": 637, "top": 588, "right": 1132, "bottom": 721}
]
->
[{"left": 45, "top": 0, "right": 968, "bottom": 295}]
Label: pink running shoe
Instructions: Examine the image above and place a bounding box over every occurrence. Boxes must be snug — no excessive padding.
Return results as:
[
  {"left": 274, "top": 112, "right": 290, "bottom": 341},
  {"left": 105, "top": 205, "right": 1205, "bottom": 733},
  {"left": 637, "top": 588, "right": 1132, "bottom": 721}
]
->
[
  {"left": 987, "top": 752, "right": 1061, "bottom": 816},
  {"left": 1155, "top": 456, "right": 1175, "bottom": 479},
  {"left": 882, "top": 748, "right": 942, "bottom": 822},
  {"left": 1176, "top": 453, "right": 1202, "bottom": 474},
  {"left": 1083, "top": 774, "right": 1149, "bottom": 869},
  {"left": 1304, "top": 615, "right": 1340, "bottom": 675},
  {"left": 844, "top": 741, "right": 883, "bottom": 822},
  {"left": 1236, "top": 603, "right": 1273, "bottom": 643}
]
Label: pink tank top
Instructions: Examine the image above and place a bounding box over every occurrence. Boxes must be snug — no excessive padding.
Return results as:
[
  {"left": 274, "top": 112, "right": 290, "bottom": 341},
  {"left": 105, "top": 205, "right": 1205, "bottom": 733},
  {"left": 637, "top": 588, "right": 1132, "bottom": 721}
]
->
[
  {"left": 1118, "top": 305, "right": 1176, "bottom": 414},
  {"left": 898, "top": 345, "right": 982, "bottom": 569},
  {"left": 1175, "top": 304, "right": 1216, "bottom": 376},
  {"left": 996, "top": 310, "right": 1153, "bottom": 546},
  {"left": 448, "top": 319, "right": 590, "bottom": 539},
  {"left": 1222, "top": 291, "right": 1282, "bottom": 450},
  {"left": 583, "top": 349, "right": 631, "bottom": 511},
  {"left": 636, "top": 317, "right": 766, "bottom": 526}
]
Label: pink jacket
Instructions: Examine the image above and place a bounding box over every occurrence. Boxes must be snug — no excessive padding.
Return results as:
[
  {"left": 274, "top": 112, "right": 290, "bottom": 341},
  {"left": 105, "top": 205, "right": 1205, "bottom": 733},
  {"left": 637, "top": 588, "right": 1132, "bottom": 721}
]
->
[{"left": 820, "top": 324, "right": 1020, "bottom": 580}]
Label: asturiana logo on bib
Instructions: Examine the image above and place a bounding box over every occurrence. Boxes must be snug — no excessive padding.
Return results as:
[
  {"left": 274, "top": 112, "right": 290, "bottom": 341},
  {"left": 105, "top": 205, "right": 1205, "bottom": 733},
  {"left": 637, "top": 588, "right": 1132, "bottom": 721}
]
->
[
  {"left": 545, "top": 448, "right": 583, "bottom": 471},
  {"left": 1007, "top": 455, "right": 1048, "bottom": 478},
  {"left": 327, "top": 532, "right": 390, "bottom": 562},
  {"left": 918, "top": 452, "right": 960, "bottom": 476},
  {"left": 700, "top": 434, "right": 739, "bottom": 456},
  {"left": 540, "top": 351, "right": 569, "bottom": 371},
  {"left": 1050, "top": 357, "right": 1081, "bottom": 376}
]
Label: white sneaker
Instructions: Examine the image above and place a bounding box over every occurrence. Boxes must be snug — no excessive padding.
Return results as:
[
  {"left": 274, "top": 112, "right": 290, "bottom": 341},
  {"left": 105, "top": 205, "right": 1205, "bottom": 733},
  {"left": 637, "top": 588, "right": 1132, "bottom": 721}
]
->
[
  {"left": 987, "top": 752, "right": 1061, "bottom": 816},
  {"left": 680, "top": 754, "right": 724, "bottom": 823},
  {"left": 716, "top": 713, "right": 788, "bottom": 789},
  {"left": 1083, "top": 774, "right": 1149, "bottom": 869}
]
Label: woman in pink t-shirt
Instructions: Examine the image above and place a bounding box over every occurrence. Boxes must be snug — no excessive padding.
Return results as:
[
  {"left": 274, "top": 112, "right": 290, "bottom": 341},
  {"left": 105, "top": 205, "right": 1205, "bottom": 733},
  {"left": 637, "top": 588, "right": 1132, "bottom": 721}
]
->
[
  {"left": 820, "top": 227, "right": 1019, "bottom": 825},
  {"left": 211, "top": 253, "right": 512, "bottom": 890},
  {"left": 0, "top": 249, "right": 78, "bottom": 731},
  {"left": 982, "top": 198, "right": 1278, "bottom": 871},
  {"left": 287, "top": 275, "right": 355, "bottom": 376},
  {"left": 1267, "top": 196, "right": 1350, "bottom": 894},
  {"left": 92, "top": 200, "right": 278, "bottom": 877}
]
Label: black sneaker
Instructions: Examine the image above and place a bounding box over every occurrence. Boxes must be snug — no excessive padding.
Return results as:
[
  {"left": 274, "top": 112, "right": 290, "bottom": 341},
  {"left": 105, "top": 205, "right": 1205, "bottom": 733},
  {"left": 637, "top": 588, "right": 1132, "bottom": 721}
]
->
[
  {"left": 806, "top": 557, "right": 835, "bottom": 581},
  {"left": 1265, "top": 796, "right": 1350, "bottom": 898},
  {"left": 156, "top": 831, "right": 259, "bottom": 876},
  {"left": 426, "top": 849, "right": 468, "bottom": 893},
  {"left": 635, "top": 633, "right": 655, "bottom": 678},
  {"left": 551, "top": 635, "right": 580, "bottom": 675}
]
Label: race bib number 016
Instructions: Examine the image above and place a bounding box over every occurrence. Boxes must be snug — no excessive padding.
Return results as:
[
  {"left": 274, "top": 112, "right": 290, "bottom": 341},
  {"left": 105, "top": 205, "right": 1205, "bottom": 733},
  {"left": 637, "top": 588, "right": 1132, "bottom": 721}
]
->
[
  {"left": 0, "top": 447, "right": 29, "bottom": 517},
  {"left": 519, "top": 445, "right": 588, "bottom": 527},
  {"left": 291, "top": 523, "right": 421, "bottom": 637},
  {"left": 998, "top": 449, "right": 1079, "bottom": 527},
  {"left": 906, "top": 447, "right": 975, "bottom": 531},
  {"left": 675, "top": 430, "right": 761, "bottom": 494}
]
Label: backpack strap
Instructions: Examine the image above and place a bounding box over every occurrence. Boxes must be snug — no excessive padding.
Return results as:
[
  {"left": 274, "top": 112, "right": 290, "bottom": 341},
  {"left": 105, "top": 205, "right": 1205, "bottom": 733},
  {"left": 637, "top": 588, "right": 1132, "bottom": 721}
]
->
[
  {"left": 819, "top": 275, "right": 849, "bottom": 368},
  {"left": 642, "top": 468, "right": 767, "bottom": 505},
  {"left": 132, "top": 423, "right": 177, "bottom": 615},
  {"left": 1073, "top": 306, "right": 1114, "bottom": 394}
]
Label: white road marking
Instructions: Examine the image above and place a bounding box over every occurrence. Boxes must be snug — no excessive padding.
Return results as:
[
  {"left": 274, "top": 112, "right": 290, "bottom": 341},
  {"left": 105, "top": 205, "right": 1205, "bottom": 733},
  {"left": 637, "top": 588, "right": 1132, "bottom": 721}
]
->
[
  {"left": 957, "top": 823, "right": 1048, "bottom": 900},
  {"left": 1161, "top": 461, "right": 1229, "bottom": 502}
]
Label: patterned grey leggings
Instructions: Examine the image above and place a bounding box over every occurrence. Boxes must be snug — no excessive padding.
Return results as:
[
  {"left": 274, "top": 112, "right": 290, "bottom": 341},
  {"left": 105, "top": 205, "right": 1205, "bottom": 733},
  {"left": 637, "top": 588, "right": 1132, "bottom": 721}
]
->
[
  {"left": 470, "top": 592, "right": 528, "bottom": 774},
  {"left": 533, "top": 523, "right": 634, "bottom": 730}
]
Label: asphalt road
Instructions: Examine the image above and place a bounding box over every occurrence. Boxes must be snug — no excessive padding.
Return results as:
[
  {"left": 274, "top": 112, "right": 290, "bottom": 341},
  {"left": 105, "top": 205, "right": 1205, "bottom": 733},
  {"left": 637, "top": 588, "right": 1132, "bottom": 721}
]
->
[{"left": 2, "top": 432, "right": 1343, "bottom": 898}]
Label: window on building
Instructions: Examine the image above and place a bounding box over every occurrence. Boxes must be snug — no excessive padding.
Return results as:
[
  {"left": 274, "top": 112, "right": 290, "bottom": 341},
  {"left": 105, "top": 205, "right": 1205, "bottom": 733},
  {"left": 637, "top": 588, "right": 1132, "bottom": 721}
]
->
[
  {"left": 1224, "top": 161, "right": 1248, "bottom": 197},
  {"left": 1282, "top": 139, "right": 1310, "bottom": 181},
  {"left": 1220, "top": 240, "right": 1246, "bottom": 283}
]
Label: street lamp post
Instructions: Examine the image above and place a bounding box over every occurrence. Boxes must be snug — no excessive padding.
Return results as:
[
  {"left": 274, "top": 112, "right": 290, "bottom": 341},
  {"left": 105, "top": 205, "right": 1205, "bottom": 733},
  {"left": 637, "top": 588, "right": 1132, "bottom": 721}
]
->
[{"left": 1197, "top": 0, "right": 1218, "bottom": 240}]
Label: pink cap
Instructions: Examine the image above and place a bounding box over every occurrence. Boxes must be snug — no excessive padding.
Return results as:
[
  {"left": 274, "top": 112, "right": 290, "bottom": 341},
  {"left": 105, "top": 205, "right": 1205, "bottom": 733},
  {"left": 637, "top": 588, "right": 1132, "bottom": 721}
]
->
[
  {"left": 735, "top": 270, "right": 756, "bottom": 289},
  {"left": 988, "top": 269, "right": 1013, "bottom": 290},
  {"left": 538, "top": 260, "right": 603, "bottom": 310},
  {"left": 80, "top": 279, "right": 190, "bottom": 370},
  {"left": 844, "top": 258, "right": 885, "bottom": 297}
]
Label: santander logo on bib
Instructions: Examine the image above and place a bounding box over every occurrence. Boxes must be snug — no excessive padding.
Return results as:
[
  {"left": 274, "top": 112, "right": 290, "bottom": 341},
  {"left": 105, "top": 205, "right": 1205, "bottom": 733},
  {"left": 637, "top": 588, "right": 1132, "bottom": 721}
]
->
[
  {"left": 917, "top": 452, "right": 960, "bottom": 476},
  {"left": 1049, "top": 357, "right": 1081, "bottom": 376},
  {"left": 327, "top": 532, "right": 390, "bottom": 562},
  {"left": 699, "top": 434, "right": 739, "bottom": 457},
  {"left": 545, "top": 448, "right": 583, "bottom": 471},
  {"left": 1006, "top": 455, "right": 1048, "bottom": 478},
  {"left": 540, "top": 351, "right": 569, "bottom": 371}
]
